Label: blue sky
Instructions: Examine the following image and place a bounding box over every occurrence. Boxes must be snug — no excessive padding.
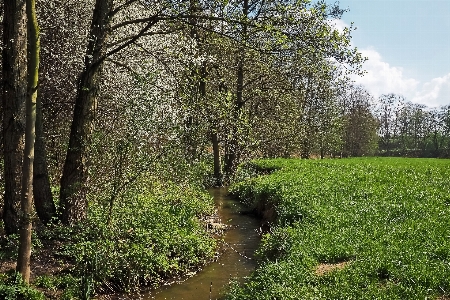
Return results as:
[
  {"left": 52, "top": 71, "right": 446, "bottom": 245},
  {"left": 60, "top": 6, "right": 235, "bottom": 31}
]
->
[{"left": 328, "top": 0, "right": 450, "bottom": 107}]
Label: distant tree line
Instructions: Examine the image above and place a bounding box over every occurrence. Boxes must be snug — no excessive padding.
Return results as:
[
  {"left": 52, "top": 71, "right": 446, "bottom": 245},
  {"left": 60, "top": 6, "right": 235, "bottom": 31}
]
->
[{"left": 375, "top": 94, "right": 450, "bottom": 158}]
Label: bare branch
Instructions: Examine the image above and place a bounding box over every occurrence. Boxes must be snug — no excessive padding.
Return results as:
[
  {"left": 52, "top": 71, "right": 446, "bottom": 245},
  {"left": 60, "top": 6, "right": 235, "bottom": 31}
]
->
[
  {"left": 111, "top": 13, "right": 259, "bottom": 32},
  {"left": 111, "top": 15, "right": 164, "bottom": 31},
  {"left": 109, "top": 0, "right": 139, "bottom": 18},
  {"left": 99, "top": 16, "right": 160, "bottom": 63},
  {"left": 106, "top": 28, "right": 181, "bottom": 49},
  {"left": 105, "top": 58, "right": 139, "bottom": 75}
]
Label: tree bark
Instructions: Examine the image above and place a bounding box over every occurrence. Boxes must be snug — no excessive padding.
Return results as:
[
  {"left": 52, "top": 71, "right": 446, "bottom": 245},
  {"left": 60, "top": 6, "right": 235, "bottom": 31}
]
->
[
  {"left": 59, "top": 0, "right": 113, "bottom": 225},
  {"left": 211, "top": 131, "right": 221, "bottom": 185},
  {"left": 224, "top": 0, "right": 248, "bottom": 180},
  {"left": 33, "top": 93, "right": 56, "bottom": 225},
  {"left": 2, "top": 0, "right": 27, "bottom": 235},
  {"left": 17, "top": 0, "right": 39, "bottom": 283}
]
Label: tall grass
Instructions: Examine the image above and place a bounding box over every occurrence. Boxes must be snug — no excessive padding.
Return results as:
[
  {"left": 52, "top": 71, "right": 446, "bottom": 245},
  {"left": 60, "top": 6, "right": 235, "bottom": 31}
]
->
[{"left": 228, "top": 158, "right": 450, "bottom": 299}]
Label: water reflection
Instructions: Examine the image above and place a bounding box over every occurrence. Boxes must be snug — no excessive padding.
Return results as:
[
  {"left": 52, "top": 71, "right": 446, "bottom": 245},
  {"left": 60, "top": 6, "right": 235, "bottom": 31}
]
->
[{"left": 146, "top": 188, "right": 261, "bottom": 300}]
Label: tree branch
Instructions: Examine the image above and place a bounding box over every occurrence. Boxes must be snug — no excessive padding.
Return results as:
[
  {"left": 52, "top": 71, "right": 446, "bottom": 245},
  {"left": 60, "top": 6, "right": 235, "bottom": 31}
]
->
[
  {"left": 111, "top": 13, "right": 259, "bottom": 32},
  {"left": 105, "top": 58, "right": 139, "bottom": 75},
  {"left": 109, "top": 0, "right": 139, "bottom": 18},
  {"left": 99, "top": 16, "right": 160, "bottom": 63},
  {"left": 111, "top": 15, "right": 163, "bottom": 31},
  {"left": 106, "top": 28, "right": 181, "bottom": 49}
]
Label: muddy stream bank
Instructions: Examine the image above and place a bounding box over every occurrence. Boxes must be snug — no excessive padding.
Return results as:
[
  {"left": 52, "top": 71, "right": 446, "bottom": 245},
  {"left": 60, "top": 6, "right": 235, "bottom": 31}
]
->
[{"left": 144, "top": 187, "right": 261, "bottom": 300}]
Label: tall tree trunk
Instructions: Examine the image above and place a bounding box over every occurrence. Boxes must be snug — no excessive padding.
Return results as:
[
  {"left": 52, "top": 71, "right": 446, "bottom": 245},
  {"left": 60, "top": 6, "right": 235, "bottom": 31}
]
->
[
  {"left": 180, "top": 0, "right": 204, "bottom": 162},
  {"left": 59, "top": 0, "right": 113, "bottom": 225},
  {"left": 212, "top": 131, "right": 221, "bottom": 185},
  {"left": 17, "top": 0, "right": 39, "bottom": 283},
  {"left": 33, "top": 93, "right": 56, "bottom": 224},
  {"left": 2, "top": 0, "right": 27, "bottom": 235},
  {"left": 223, "top": 128, "right": 240, "bottom": 180},
  {"left": 212, "top": 77, "right": 225, "bottom": 185},
  {"left": 224, "top": 0, "right": 248, "bottom": 180}
]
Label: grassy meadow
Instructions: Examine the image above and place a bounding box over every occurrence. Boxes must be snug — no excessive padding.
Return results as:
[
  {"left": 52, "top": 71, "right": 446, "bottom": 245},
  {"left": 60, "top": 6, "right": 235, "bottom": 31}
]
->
[{"left": 227, "top": 157, "right": 450, "bottom": 299}]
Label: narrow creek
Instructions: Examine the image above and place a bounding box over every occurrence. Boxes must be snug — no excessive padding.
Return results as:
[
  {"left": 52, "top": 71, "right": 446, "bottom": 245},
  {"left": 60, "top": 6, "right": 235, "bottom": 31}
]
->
[{"left": 146, "top": 187, "right": 261, "bottom": 300}]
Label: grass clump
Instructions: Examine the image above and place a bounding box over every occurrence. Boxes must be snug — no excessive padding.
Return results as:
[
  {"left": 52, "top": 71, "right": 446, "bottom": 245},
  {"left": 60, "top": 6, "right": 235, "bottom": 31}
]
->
[{"left": 227, "top": 157, "right": 450, "bottom": 299}]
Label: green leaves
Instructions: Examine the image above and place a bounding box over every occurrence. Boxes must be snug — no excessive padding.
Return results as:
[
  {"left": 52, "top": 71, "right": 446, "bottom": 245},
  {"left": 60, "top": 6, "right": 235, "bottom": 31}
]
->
[
  {"left": 0, "top": 272, "right": 45, "bottom": 300},
  {"left": 59, "top": 179, "right": 216, "bottom": 293}
]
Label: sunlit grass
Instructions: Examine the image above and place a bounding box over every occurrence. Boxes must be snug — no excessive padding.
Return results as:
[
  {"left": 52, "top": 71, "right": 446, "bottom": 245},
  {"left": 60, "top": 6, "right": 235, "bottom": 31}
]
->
[{"left": 227, "top": 157, "right": 450, "bottom": 299}]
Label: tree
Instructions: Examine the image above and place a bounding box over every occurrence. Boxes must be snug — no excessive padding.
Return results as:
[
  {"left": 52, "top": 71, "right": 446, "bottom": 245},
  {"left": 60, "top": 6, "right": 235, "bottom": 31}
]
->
[
  {"left": 56, "top": 0, "right": 366, "bottom": 223},
  {"left": 33, "top": 89, "right": 56, "bottom": 224},
  {"left": 2, "top": 0, "right": 27, "bottom": 235},
  {"left": 440, "top": 105, "right": 450, "bottom": 156},
  {"left": 58, "top": 0, "right": 242, "bottom": 221},
  {"left": 222, "top": 0, "right": 249, "bottom": 179},
  {"left": 396, "top": 100, "right": 411, "bottom": 154},
  {"left": 59, "top": 0, "right": 208, "bottom": 223},
  {"left": 59, "top": 0, "right": 114, "bottom": 224},
  {"left": 16, "top": 0, "right": 39, "bottom": 283},
  {"left": 425, "top": 108, "right": 443, "bottom": 157},
  {"left": 30, "top": 0, "right": 95, "bottom": 224},
  {"left": 342, "top": 86, "right": 379, "bottom": 157},
  {"left": 376, "top": 94, "right": 404, "bottom": 154}
]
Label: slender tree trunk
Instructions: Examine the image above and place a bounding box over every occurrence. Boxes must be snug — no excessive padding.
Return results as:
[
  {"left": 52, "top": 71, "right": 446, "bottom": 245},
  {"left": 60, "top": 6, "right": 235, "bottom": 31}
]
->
[
  {"left": 33, "top": 94, "right": 56, "bottom": 224},
  {"left": 300, "top": 136, "right": 310, "bottom": 159},
  {"left": 224, "top": 0, "right": 248, "bottom": 179},
  {"left": 300, "top": 75, "right": 313, "bottom": 159},
  {"left": 212, "top": 131, "right": 221, "bottom": 185},
  {"left": 59, "top": 0, "right": 113, "bottom": 225},
  {"left": 212, "top": 78, "right": 225, "bottom": 185},
  {"left": 2, "top": 0, "right": 27, "bottom": 235},
  {"left": 180, "top": 0, "right": 204, "bottom": 162},
  {"left": 17, "top": 0, "right": 39, "bottom": 283},
  {"left": 433, "top": 130, "right": 439, "bottom": 157},
  {"left": 227, "top": 43, "right": 245, "bottom": 173}
]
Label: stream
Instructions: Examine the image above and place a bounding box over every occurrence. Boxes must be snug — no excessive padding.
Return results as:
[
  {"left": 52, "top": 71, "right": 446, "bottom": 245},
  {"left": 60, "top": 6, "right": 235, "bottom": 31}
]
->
[{"left": 145, "top": 188, "right": 261, "bottom": 300}]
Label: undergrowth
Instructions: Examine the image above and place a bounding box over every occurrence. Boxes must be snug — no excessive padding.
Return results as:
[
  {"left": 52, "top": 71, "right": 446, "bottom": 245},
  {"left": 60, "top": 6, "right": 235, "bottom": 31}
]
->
[
  {"left": 0, "top": 272, "right": 45, "bottom": 300},
  {"left": 57, "top": 178, "right": 216, "bottom": 296},
  {"left": 1, "top": 175, "right": 216, "bottom": 299}
]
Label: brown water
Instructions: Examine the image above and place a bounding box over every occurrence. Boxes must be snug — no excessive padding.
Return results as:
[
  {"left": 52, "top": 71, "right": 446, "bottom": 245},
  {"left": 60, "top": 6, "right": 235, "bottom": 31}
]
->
[{"left": 145, "top": 188, "right": 261, "bottom": 300}]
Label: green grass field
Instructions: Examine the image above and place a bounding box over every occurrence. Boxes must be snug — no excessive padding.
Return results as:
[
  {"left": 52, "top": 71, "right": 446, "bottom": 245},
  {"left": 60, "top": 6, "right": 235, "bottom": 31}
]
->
[{"left": 227, "top": 157, "right": 450, "bottom": 299}]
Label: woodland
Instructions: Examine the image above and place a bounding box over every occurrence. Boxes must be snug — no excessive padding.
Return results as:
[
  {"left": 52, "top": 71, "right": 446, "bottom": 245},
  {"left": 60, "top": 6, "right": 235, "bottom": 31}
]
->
[{"left": 1, "top": 0, "right": 450, "bottom": 299}]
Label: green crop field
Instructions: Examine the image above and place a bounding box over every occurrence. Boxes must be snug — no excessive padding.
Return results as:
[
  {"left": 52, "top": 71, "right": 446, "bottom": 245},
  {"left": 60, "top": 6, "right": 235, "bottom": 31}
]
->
[{"left": 227, "top": 157, "right": 450, "bottom": 300}]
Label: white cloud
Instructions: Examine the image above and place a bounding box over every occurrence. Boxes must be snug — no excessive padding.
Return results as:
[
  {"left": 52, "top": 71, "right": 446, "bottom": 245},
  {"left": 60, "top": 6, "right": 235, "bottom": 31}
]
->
[
  {"left": 352, "top": 48, "right": 450, "bottom": 107},
  {"left": 411, "top": 74, "right": 450, "bottom": 107},
  {"left": 326, "top": 19, "right": 450, "bottom": 107},
  {"left": 352, "top": 48, "right": 419, "bottom": 100}
]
